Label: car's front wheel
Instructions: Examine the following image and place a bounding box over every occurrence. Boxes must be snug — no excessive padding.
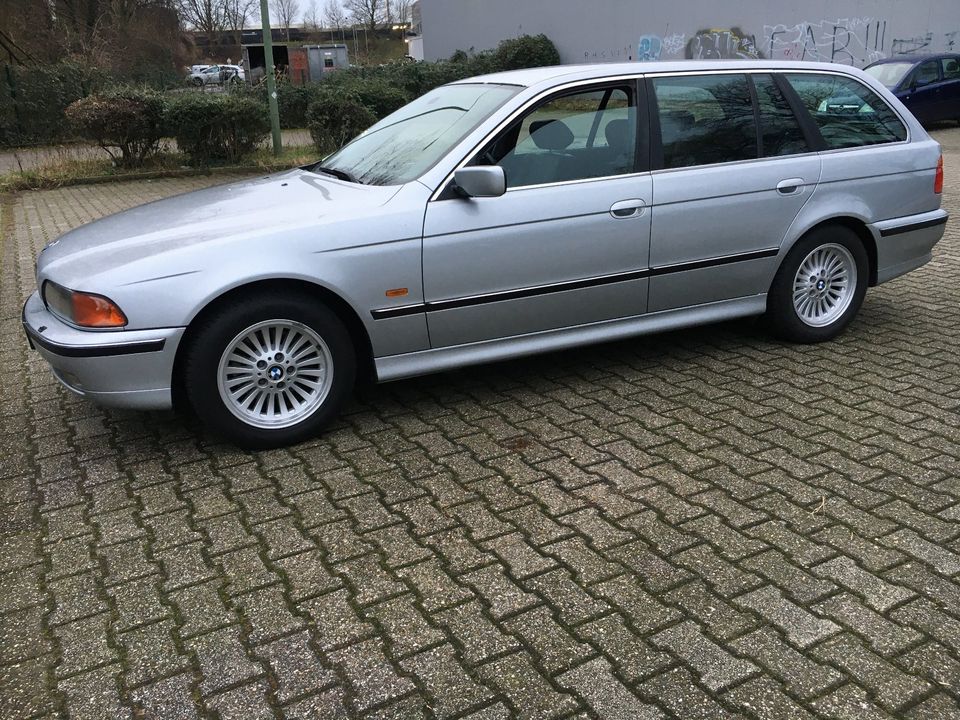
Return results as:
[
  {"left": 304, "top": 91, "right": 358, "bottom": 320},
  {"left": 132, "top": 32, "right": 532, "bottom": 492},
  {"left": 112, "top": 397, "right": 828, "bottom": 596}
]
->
[
  {"left": 184, "top": 293, "right": 355, "bottom": 448},
  {"left": 766, "top": 225, "right": 869, "bottom": 343}
]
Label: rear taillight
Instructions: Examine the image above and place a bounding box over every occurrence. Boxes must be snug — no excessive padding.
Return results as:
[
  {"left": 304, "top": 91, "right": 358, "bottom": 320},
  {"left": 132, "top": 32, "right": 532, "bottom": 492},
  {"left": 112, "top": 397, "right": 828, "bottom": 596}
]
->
[{"left": 934, "top": 154, "right": 943, "bottom": 195}]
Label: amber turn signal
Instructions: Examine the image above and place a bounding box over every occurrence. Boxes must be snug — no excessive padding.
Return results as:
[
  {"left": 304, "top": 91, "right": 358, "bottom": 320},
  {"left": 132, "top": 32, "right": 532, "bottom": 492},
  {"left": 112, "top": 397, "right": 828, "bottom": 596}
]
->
[
  {"left": 72, "top": 292, "right": 128, "bottom": 327},
  {"left": 385, "top": 288, "right": 409, "bottom": 298}
]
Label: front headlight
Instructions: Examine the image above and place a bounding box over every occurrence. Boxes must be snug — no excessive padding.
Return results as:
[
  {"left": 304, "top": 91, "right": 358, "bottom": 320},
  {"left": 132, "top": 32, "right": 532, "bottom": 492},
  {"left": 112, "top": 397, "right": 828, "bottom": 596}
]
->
[{"left": 42, "top": 282, "right": 128, "bottom": 328}]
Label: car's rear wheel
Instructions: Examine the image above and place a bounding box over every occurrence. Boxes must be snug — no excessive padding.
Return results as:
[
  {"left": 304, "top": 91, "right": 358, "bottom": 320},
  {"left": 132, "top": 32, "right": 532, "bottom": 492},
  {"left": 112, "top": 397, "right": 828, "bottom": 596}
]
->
[
  {"left": 766, "top": 225, "right": 869, "bottom": 343},
  {"left": 184, "top": 293, "right": 355, "bottom": 448}
]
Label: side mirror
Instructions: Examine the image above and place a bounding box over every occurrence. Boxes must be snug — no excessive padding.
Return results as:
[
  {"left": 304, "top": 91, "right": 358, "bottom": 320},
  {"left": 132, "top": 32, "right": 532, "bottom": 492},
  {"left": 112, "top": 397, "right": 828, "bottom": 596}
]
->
[{"left": 454, "top": 166, "right": 506, "bottom": 198}]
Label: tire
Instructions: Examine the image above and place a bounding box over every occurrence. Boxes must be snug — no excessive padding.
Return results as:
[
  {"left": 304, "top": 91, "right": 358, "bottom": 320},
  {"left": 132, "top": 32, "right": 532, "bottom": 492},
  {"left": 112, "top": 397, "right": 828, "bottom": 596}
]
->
[
  {"left": 193, "top": 77, "right": 203, "bottom": 87},
  {"left": 765, "top": 225, "right": 869, "bottom": 343},
  {"left": 184, "top": 292, "right": 355, "bottom": 449}
]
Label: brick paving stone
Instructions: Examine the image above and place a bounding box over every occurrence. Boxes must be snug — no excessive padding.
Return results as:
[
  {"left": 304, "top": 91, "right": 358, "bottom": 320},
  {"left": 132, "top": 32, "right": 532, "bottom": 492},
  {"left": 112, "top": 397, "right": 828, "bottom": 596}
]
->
[
  {"left": 529, "top": 568, "right": 611, "bottom": 625},
  {"left": 206, "top": 679, "right": 275, "bottom": 720},
  {"left": 52, "top": 612, "right": 116, "bottom": 678},
  {"left": 723, "top": 676, "right": 817, "bottom": 720},
  {"left": 283, "top": 687, "right": 350, "bottom": 719},
  {"left": 503, "top": 606, "right": 594, "bottom": 674},
  {"left": 4, "top": 147, "right": 960, "bottom": 718},
  {"left": 813, "top": 557, "right": 916, "bottom": 612},
  {"left": 881, "top": 529, "right": 960, "bottom": 575},
  {"left": 258, "top": 630, "right": 336, "bottom": 703},
  {"left": 651, "top": 620, "right": 758, "bottom": 691},
  {"left": 810, "top": 685, "right": 895, "bottom": 720},
  {"left": 119, "top": 618, "right": 191, "bottom": 687},
  {"left": 327, "top": 638, "right": 416, "bottom": 713},
  {"left": 400, "top": 644, "right": 493, "bottom": 718},
  {"left": 814, "top": 592, "right": 922, "bottom": 656},
  {"left": 57, "top": 663, "right": 129, "bottom": 720},
  {"left": 812, "top": 635, "right": 931, "bottom": 712},
  {"left": 366, "top": 594, "right": 445, "bottom": 658},
  {"left": 736, "top": 586, "right": 840, "bottom": 648},
  {"left": 731, "top": 627, "right": 843, "bottom": 700},
  {"left": 637, "top": 666, "right": 739, "bottom": 720},
  {"left": 274, "top": 549, "right": 343, "bottom": 601},
  {"left": 558, "top": 657, "right": 661, "bottom": 720},
  {"left": 477, "top": 652, "right": 579, "bottom": 720},
  {"left": 188, "top": 626, "right": 263, "bottom": 696},
  {"left": 130, "top": 673, "right": 200, "bottom": 720},
  {"left": 301, "top": 589, "right": 375, "bottom": 651},
  {"left": 170, "top": 579, "right": 236, "bottom": 638},
  {"left": 462, "top": 562, "right": 540, "bottom": 619}
]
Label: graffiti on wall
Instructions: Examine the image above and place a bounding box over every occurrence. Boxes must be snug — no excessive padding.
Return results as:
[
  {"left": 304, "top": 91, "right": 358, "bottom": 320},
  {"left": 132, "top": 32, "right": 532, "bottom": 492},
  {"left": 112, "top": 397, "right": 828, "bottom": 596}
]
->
[
  {"left": 583, "top": 16, "right": 959, "bottom": 66},
  {"left": 763, "top": 18, "right": 887, "bottom": 64},
  {"left": 686, "top": 27, "right": 762, "bottom": 59}
]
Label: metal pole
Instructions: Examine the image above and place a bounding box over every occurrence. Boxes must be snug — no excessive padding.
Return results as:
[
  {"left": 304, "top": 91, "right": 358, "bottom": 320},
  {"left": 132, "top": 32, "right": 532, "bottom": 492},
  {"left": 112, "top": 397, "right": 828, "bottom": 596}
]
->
[{"left": 259, "top": 0, "right": 282, "bottom": 156}]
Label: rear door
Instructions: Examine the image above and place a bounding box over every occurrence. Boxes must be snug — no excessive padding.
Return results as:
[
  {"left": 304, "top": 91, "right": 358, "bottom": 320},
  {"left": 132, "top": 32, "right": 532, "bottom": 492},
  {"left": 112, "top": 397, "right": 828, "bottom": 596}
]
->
[
  {"left": 646, "top": 72, "right": 820, "bottom": 312},
  {"left": 939, "top": 56, "right": 960, "bottom": 120}
]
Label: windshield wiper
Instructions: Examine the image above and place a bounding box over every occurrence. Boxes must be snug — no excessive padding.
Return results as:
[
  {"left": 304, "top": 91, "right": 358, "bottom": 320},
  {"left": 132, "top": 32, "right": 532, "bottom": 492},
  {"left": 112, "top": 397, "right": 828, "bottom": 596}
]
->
[{"left": 311, "top": 165, "right": 363, "bottom": 184}]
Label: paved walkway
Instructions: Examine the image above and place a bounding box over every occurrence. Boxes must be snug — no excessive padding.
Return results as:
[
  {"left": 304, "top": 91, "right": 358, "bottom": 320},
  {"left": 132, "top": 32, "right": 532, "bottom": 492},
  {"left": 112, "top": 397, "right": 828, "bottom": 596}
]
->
[
  {"left": 0, "top": 130, "right": 958, "bottom": 719},
  {"left": 0, "top": 129, "right": 313, "bottom": 176}
]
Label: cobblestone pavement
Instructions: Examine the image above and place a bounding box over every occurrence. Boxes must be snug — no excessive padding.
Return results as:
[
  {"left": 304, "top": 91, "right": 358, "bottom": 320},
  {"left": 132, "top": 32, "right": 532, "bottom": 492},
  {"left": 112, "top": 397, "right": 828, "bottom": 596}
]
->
[{"left": 1, "top": 129, "right": 959, "bottom": 720}]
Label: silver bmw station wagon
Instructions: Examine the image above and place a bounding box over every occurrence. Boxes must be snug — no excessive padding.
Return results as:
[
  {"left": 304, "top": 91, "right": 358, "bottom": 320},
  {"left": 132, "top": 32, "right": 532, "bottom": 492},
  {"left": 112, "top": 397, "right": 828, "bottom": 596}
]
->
[{"left": 24, "top": 60, "right": 948, "bottom": 448}]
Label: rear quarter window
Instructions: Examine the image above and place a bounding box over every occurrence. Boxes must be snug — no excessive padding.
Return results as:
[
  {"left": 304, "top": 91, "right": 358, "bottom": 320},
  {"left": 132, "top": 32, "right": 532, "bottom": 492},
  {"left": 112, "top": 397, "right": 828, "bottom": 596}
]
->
[{"left": 785, "top": 73, "right": 907, "bottom": 149}]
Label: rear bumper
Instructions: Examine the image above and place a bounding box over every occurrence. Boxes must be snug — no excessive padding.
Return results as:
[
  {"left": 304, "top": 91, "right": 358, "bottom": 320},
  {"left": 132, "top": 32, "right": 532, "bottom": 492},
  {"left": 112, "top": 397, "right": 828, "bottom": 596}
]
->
[
  {"left": 22, "top": 291, "right": 183, "bottom": 410},
  {"left": 870, "top": 209, "right": 948, "bottom": 284}
]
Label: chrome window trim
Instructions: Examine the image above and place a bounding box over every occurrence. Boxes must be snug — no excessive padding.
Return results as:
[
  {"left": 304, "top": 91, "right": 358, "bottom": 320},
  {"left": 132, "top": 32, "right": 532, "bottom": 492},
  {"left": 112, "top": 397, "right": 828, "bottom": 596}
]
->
[{"left": 429, "top": 73, "right": 644, "bottom": 202}]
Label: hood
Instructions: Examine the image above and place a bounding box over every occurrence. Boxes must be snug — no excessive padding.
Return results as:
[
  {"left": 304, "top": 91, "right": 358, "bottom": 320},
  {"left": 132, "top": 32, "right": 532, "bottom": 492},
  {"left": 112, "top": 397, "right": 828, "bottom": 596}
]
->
[{"left": 38, "top": 169, "right": 401, "bottom": 285}]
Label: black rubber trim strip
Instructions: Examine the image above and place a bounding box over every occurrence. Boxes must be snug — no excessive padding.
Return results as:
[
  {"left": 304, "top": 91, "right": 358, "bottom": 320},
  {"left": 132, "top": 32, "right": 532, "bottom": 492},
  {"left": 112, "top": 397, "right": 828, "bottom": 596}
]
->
[
  {"left": 22, "top": 307, "right": 166, "bottom": 357},
  {"left": 878, "top": 216, "right": 948, "bottom": 237},
  {"left": 371, "top": 248, "right": 779, "bottom": 319}
]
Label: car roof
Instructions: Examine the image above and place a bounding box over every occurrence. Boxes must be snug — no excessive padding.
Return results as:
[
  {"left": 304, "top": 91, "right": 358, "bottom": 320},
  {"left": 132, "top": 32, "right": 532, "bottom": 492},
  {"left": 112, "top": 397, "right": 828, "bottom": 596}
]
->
[
  {"left": 452, "top": 59, "right": 869, "bottom": 88},
  {"left": 867, "top": 54, "right": 960, "bottom": 66}
]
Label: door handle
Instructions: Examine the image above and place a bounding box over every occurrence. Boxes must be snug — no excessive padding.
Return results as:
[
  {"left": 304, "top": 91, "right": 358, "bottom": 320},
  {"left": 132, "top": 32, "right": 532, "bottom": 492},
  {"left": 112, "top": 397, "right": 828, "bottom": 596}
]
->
[
  {"left": 776, "top": 178, "right": 805, "bottom": 195},
  {"left": 610, "top": 199, "right": 646, "bottom": 218}
]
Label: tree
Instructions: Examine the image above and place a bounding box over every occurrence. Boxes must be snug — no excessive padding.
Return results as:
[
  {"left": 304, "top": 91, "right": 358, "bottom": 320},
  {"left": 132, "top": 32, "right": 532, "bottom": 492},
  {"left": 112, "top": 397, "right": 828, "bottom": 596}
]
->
[
  {"left": 223, "top": 0, "right": 255, "bottom": 44},
  {"left": 323, "top": 0, "right": 346, "bottom": 30},
  {"left": 344, "top": 0, "right": 381, "bottom": 31},
  {"left": 393, "top": 0, "right": 412, "bottom": 26},
  {"left": 177, "top": 0, "right": 226, "bottom": 34},
  {"left": 302, "top": 0, "right": 320, "bottom": 29},
  {"left": 270, "top": 0, "right": 299, "bottom": 39}
]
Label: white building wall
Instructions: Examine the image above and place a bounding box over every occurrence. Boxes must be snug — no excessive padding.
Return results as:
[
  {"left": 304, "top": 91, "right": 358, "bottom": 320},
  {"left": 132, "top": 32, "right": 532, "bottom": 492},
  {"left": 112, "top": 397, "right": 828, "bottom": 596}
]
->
[{"left": 420, "top": 0, "right": 959, "bottom": 68}]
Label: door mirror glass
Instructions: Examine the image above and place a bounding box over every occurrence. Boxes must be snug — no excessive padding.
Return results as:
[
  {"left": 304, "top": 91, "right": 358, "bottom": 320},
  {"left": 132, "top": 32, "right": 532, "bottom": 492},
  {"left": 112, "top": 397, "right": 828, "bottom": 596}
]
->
[{"left": 454, "top": 166, "right": 506, "bottom": 198}]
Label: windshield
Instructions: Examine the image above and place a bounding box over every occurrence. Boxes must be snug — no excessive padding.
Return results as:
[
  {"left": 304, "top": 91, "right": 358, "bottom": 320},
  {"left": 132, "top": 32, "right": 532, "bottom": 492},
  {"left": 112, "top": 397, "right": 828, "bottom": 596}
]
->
[
  {"left": 316, "top": 83, "right": 521, "bottom": 186},
  {"left": 865, "top": 62, "right": 914, "bottom": 88}
]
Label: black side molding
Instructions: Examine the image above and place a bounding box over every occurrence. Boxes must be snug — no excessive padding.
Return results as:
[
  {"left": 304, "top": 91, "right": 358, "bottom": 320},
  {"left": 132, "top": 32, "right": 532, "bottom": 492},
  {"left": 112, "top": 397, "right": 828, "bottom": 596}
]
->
[
  {"left": 879, "top": 215, "right": 948, "bottom": 237},
  {"left": 371, "top": 247, "right": 779, "bottom": 320}
]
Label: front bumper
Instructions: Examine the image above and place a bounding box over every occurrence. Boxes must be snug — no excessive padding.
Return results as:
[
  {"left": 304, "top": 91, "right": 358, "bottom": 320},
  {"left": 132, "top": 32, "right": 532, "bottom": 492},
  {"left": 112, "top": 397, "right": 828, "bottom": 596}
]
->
[{"left": 22, "top": 291, "right": 184, "bottom": 410}]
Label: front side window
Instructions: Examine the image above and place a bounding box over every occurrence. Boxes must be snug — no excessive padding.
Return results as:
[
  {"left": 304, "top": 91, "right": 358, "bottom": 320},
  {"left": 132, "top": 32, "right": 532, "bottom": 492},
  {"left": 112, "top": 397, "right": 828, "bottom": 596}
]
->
[
  {"left": 476, "top": 85, "right": 638, "bottom": 188},
  {"left": 785, "top": 73, "right": 907, "bottom": 149},
  {"left": 652, "top": 74, "right": 757, "bottom": 169},
  {"left": 753, "top": 74, "right": 808, "bottom": 157}
]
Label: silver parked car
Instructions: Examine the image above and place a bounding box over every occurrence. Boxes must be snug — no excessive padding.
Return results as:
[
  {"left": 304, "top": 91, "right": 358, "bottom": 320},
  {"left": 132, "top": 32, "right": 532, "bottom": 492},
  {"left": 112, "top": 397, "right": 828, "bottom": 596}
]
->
[{"left": 24, "top": 60, "right": 948, "bottom": 447}]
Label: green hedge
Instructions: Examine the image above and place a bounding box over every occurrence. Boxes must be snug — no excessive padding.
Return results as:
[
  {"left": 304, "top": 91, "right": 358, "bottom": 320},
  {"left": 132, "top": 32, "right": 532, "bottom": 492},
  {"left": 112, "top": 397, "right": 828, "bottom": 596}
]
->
[
  {"left": 306, "top": 90, "right": 377, "bottom": 151},
  {"left": 0, "top": 61, "right": 107, "bottom": 146},
  {"left": 65, "top": 87, "right": 166, "bottom": 167},
  {"left": 165, "top": 93, "right": 269, "bottom": 165}
]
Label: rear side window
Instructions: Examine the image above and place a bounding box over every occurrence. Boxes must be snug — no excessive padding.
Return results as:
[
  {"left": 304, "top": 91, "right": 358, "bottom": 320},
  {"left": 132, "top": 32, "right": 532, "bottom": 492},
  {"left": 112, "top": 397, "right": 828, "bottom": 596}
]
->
[
  {"left": 784, "top": 73, "right": 907, "bottom": 149},
  {"left": 652, "top": 74, "right": 757, "bottom": 169},
  {"left": 754, "top": 75, "right": 809, "bottom": 157},
  {"left": 940, "top": 57, "right": 960, "bottom": 80}
]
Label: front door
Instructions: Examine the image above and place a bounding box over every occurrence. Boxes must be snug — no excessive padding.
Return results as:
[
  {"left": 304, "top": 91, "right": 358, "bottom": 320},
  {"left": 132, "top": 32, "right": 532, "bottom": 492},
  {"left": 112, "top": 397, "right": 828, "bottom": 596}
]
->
[{"left": 422, "top": 81, "right": 652, "bottom": 348}]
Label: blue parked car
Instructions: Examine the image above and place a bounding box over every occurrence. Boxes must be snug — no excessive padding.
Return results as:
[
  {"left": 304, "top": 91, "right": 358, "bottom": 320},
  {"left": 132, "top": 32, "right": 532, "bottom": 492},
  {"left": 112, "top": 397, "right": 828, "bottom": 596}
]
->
[{"left": 865, "top": 54, "right": 960, "bottom": 124}]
